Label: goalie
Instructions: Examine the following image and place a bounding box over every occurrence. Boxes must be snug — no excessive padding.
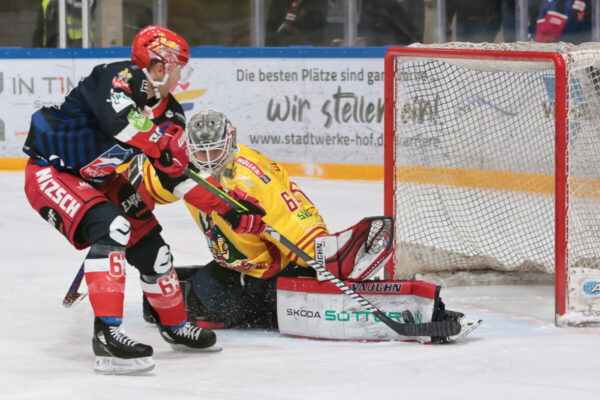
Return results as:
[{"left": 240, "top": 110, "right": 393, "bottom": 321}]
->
[{"left": 129, "top": 109, "right": 480, "bottom": 343}]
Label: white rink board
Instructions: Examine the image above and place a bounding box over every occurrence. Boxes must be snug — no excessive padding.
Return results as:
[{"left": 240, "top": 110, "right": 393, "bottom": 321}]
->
[{"left": 0, "top": 49, "right": 385, "bottom": 165}]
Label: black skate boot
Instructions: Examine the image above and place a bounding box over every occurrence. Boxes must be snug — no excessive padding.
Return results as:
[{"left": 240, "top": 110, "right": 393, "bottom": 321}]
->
[
  {"left": 92, "top": 317, "right": 155, "bottom": 374},
  {"left": 157, "top": 320, "right": 222, "bottom": 352}
]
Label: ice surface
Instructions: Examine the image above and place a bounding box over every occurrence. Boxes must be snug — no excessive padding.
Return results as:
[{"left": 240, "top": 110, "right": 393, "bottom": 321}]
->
[{"left": 0, "top": 171, "right": 597, "bottom": 400}]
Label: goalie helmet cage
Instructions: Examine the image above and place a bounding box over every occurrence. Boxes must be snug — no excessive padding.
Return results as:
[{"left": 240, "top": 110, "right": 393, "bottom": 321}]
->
[{"left": 383, "top": 42, "right": 600, "bottom": 326}]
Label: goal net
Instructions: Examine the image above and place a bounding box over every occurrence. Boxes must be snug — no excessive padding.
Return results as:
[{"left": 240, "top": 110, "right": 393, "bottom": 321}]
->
[{"left": 384, "top": 42, "right": 600, "bottom": 325}]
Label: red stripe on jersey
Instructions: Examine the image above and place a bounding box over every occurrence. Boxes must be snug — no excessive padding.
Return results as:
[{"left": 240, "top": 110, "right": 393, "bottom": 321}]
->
[
  {"left": 183, "top": 183, "right": 230, "bottom": 215},
  {"left": 143, "top": 96, "right": 169, "bottom": 119},
  {"left": 297, "top": 226, "right": 328, "bottom": 248},
  {"left": 287, "top": 226, "right": 328, "bottom": 263},
  {"left": 123, "top": 119, "right": 161, "bottom": 158},
  {"left": 259, "top": 242, "right": 285, "bottom": 279}
]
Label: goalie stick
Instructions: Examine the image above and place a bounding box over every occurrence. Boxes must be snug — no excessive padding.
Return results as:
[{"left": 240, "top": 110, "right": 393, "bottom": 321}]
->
[
  {"left": 62, "top": 263, "right": 87, "bottom": 307},
  {"left": 183, "top": 169, "right": 461, "bottom": 339}
]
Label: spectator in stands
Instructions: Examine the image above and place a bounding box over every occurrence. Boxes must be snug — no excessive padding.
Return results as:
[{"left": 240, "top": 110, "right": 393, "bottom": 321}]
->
[
  {"left": 267, "top": 0, "right": 424, "bottom": 47},
  {"left": 533, "top": 0, "right": 591, "bottom": 44},
  {"left": 446, "top": 0, "right": 503, "bottom": 42},
  {"left": 33, "top": 0, "right": 95, "bottom": 48},
  {"left": 500, "top": 0, "right": 538, "bottom": 42},
  {"left": 266, "top": 0, "right": 327, "bottom": 46},
  {"left": 358, "top": 0, "right": 425, "bottom": 45}
]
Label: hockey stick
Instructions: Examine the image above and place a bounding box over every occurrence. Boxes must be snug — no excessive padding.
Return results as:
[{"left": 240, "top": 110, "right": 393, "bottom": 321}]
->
[
  {"left": 62, "top": 263, "right": 88, "bottom": 307},
  {"left": 183, "top": 169, "right": 461, "bottom": 339}
]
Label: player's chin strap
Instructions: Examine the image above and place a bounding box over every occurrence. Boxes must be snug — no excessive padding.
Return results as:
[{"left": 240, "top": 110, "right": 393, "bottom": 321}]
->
[
  {"left": 142, "top": 68, "right": 168, "bottom": 98},
  {"left": 183, "top": 169, "right": 461, "bottom": 339}
]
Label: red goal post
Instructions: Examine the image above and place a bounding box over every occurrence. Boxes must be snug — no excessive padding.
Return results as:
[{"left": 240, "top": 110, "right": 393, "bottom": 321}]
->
[{"left": 383, "top": 42, "right": 600, "bottom": 325}]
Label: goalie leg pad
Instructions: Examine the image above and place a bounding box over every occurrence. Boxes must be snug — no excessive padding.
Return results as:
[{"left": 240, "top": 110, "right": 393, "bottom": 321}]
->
[
  {"left": 277, "top": 277, "right": 441, "bottom": 341},
  {"left": 315, "top": 217, "right": 393, "bottom": 281},
  {"left": 188, "top": 261, "right": 277, "bottom": 329}
]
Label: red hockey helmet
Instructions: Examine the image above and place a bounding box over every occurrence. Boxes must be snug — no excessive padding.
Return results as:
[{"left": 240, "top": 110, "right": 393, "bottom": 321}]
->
[{"left": 131, "top": 25, "right": 190, "bottom": 71}]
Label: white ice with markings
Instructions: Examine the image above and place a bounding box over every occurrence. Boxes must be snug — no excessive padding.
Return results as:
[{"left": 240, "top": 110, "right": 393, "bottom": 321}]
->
[{"left": 0, "top": 171, "right": 596, "bottom": 400}]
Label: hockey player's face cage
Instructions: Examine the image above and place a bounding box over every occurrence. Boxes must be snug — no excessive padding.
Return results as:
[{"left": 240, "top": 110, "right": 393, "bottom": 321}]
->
[{"left": 187, "top": 110, "right": 237, "bottom": 175}]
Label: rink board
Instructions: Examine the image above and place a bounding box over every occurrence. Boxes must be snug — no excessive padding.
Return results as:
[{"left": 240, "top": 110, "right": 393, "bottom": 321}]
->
[{"left": 0, "top": 47, "right": 386, "bottom": 180}]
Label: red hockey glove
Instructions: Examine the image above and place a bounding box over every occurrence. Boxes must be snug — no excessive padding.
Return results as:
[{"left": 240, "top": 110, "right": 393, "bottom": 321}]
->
[
  {"left": 220, "top": 188, "right": 267, "bottom": 235},
  {"left": 153, "top": 122, "right": 189, "bottom": 178},
  {"left": 536, "top": 11, "right": 567, "bottom": 42}
]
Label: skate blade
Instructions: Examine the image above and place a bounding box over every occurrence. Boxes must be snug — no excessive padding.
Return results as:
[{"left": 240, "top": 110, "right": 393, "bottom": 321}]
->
[
  {"left": 94, "top": 355, "right": 155, "bottom": 375},
  {"left": 169, "top": 343, "right": 223, "bottom": 353},
  {"left": 447, "top": 317, "right": 482, "bottom": 343}
]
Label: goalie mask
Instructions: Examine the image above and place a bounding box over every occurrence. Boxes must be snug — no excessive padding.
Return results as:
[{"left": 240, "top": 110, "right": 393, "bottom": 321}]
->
[{"left": 187, "top": 109, "right": 237, "bottom": 175}]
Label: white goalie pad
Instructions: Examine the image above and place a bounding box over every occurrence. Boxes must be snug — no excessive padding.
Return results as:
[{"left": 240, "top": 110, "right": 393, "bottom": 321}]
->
[
  {"left": 315, "top": 217, "right": 393, "bottom": 281},
  {"left": 276, "top": 277, "right": 439, "bottom": 342}
]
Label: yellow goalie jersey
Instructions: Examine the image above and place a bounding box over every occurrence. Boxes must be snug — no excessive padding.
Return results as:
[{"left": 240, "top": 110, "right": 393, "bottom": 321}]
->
[{"left": 142, "top": 144, "right": 329, "bottom": 279}]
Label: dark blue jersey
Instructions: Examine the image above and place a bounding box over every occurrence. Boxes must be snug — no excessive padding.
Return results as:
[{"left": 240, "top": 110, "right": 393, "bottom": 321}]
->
[{"left": 23, "top": 60, "right": 162, "bottom": 186}]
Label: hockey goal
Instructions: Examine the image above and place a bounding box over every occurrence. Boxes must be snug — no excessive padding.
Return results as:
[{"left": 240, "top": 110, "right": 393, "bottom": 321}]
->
[{"left": 384, "top": 42, "right": 600, "bottom": 325}]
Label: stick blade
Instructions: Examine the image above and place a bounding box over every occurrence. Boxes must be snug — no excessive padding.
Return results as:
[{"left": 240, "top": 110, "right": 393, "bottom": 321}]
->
[{"left": 62, "top": 291, "right": 87, "bottom": 308}]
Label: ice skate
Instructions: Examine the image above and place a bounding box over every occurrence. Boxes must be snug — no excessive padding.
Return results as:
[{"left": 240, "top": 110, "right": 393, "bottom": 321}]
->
[
  {"left": 157, "top": 320, "right": 223, "bottom": 352},
  {"left": 92, "top": 317, "right": 155, "bottom": 374}
]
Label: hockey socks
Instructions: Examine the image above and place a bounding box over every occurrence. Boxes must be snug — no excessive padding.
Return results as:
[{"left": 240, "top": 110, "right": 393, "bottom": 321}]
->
[
  {"left": 140, "top": 269, "right": 188, "bottom": 326},
  {"left": 84, "top": 245, "right": 127, "bottom": 319}
]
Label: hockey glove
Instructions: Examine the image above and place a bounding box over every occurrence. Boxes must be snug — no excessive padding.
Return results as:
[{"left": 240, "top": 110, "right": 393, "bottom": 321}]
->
[
  {"left": 535, "top": 11, "right": 567, "bottom": 42},
  {"left": 220, "top": 188, "right": 267, "bottom": 235},
  {"left": 153, "top": 122, "right": 189, "bottom": 178},
  {"left": 315, "top": 217, "right": 393, "bottom": 281}
]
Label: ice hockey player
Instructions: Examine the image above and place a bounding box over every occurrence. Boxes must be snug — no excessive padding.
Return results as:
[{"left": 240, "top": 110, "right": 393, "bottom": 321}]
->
[
  {"left": 127, "top": 109, "right": 480, "bottom": 343},
  {"left": 22, "top": 26, "right": 266, "bottom": 374}
]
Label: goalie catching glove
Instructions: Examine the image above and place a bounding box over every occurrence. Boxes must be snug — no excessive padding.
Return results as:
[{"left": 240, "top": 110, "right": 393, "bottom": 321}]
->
[
  {"left": 315, "top": 216, "right": 393, "bottom": 281},
  {"left": 219, "top": 188, "right": 267, "bottom": 235}
]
